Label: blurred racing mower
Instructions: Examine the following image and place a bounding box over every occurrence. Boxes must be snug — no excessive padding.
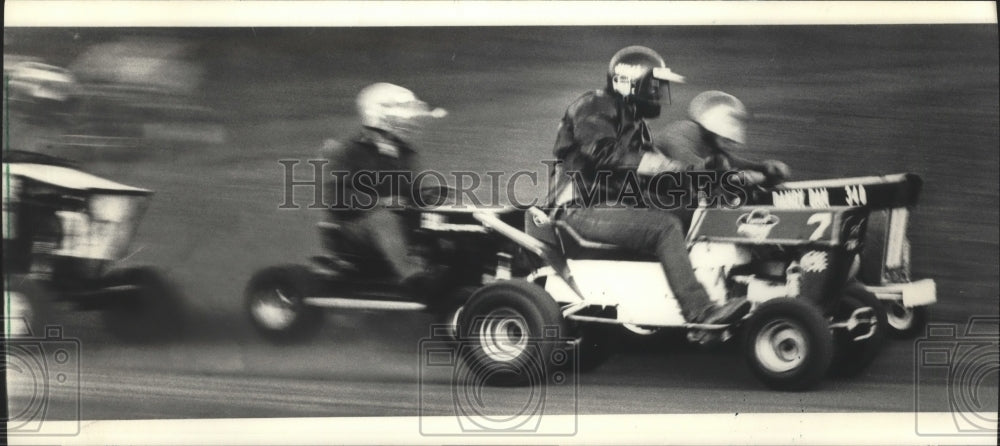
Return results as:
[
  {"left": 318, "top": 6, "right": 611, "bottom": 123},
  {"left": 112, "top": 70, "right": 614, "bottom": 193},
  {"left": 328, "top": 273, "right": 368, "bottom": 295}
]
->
[
  {"left": 3, "top": 150, "right": 183, "bottom": 341},
  {"left": 244, "top": 186, "right": 520, "bottom": 343},
  {"left": 458, "top": 173, "right": 933, "bottom": 391},
  {"left": 244, "top": 173, "right": 933, "bottom": 391}
]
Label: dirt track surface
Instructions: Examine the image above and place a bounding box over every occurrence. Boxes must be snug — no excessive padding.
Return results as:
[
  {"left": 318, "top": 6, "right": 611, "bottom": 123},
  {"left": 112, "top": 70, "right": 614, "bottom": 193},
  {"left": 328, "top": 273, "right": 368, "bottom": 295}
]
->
[{"left": 4, "top": 26, "right": 999, "bottom": 421}]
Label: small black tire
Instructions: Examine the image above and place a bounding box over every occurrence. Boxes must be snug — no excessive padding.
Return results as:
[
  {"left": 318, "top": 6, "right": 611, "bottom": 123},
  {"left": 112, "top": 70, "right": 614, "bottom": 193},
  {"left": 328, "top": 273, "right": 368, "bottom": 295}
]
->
[
  {"left": 458, "top": 280, "right": 567, "bottom": 386},
  {"left": 3, "top": 276, "right": 54, "bottom": 338},
  {"left": 101, "top": 267, "right": 186, "bottom": 343},
  {"left": 244, "top": 264, "right": 323, "bottom": 344},
  {"left": 883, "top": 301, "right": 929, "bottom": 339},
  {"left": 742, "top": 298, "right": 834, "bottom": 391},
  {"left": 828, "top": 288, "right": 888, "bottom": 378}
]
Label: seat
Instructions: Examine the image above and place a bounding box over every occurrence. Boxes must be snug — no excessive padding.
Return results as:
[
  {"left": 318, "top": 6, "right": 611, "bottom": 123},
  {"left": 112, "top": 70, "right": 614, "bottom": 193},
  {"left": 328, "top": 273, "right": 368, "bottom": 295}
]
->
[
  {"left": 553, "top": 220, "right": 657, "bottom": 261},
  {"left": 523, "top": 206, "right": 626, "bottom": 252},
  {"left": 315, "top": 221, "right": 391, "bottom": 275},
  {"left": 553, "top": 221, "right": 621, "bottom": 250},
  {"left": 523, "top": 207, "right": 560, "bottom": 246}
]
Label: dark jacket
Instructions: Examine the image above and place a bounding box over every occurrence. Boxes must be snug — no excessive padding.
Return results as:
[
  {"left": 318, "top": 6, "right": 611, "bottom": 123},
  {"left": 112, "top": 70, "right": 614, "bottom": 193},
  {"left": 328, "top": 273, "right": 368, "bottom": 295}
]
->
[
  {"left": 548, "top": 89, "right": 654, "bottom": 206},
  {"left": 655, "top": 119, "right": 768, "bottom": 173},
  {"left": 326, "top": 127, "right": 418, "bottom": 220}
]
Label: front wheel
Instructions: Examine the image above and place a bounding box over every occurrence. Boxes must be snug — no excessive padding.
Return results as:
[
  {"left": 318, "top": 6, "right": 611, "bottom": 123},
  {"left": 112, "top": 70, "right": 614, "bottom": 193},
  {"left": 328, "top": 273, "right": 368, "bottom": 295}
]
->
[
  {"left": 458, "top": 280, "right": 567, "bottom": 386},
  {"left": 742, "top": 298, "right": 833, "bottom": 391},
  {"left": 245, "top": 264, "right": 323, "bottom": 344}
]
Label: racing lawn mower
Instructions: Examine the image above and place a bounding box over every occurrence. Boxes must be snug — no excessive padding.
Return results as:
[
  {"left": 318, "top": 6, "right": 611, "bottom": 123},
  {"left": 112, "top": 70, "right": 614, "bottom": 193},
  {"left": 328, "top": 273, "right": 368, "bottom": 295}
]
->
[
  {"left": 456, "top": 173, "right": 934, "bottom": 391},
  {"left": 3, "top": 150, "right": 184, "bottom": 341},
  {"left": 244, "top": 172, "right": 933, "bottom": 391},
  {"left": 244, "top": 186, "right": 523, "bottom": 343}
]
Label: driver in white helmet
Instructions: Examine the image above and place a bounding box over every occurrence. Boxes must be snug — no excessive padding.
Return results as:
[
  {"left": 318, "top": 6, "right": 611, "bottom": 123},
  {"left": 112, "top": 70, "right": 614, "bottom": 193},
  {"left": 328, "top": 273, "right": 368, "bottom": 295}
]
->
[
  {"left": 324, "top": 82, "right": 448, "bottom": 295},
  {"left": 656, "top": 90, "right": 790, "bottom": 186}
]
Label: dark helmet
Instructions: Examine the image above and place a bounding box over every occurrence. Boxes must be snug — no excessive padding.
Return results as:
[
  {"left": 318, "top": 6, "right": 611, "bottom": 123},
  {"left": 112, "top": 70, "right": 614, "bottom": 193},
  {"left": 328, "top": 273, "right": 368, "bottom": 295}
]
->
[{"left": 606, "top": 46, "right": 686, "bottom": 119}]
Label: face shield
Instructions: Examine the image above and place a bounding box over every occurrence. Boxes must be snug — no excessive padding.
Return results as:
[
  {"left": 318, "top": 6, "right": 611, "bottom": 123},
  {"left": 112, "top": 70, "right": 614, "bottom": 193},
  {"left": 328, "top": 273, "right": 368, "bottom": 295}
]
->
[
  {"left": 633, "top": 77, "right": 664, "bottom": 119},
  {"left": 613, "top": 65, "right": 686, "bottom": 119},
  {"left": 380, "top": 99, "right": 448, "bottom": 140},
  {"left": 652, "top": 66, "right": 686, "bottom": 106},
  {"left": 357, "top": 83, "right": 447, "bottom": 141}
]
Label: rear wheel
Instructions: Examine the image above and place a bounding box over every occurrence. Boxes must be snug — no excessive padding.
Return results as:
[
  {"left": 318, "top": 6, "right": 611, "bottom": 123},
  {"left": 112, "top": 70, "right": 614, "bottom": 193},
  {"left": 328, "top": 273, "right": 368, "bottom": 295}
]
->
[
  {"left": 459, "top": 280, "right": 567, "bottom": 386},
  {"left": 102, "top": 267, "right": 186, "bottom": 342},
  {"left": 829, "top": 289, "right": 887, "bottom": 378},
  {"left": 245, "top": 265, "right": 323, "bottom": 343},
  {"left": 742, "top": 298, "right": 833, "bottom": 391},
  {"left": 883, "top": 301, "right": 928, "bottom": 339}
]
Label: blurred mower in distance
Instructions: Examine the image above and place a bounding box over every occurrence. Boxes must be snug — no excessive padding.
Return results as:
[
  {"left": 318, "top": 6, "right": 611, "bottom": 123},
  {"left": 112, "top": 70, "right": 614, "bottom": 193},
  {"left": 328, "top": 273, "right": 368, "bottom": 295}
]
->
[{"left": 3, "top": 150, "right": 184, "bottom": 341}]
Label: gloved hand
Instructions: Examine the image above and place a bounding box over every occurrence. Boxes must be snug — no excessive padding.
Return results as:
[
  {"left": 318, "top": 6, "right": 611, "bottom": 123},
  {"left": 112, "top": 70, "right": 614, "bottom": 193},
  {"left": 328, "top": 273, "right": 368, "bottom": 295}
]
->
[
  {"left": 704, "top": 154, "right": 733, "bottom": 172},
  {"left": 762, "top": 160, "right": 791, "bottom": 184},
  {"left": 637, "top": 152, "right": 688, "bottom": 175},
  {"left": 739, "top": 170, "right": 768, "bottom": 186}
]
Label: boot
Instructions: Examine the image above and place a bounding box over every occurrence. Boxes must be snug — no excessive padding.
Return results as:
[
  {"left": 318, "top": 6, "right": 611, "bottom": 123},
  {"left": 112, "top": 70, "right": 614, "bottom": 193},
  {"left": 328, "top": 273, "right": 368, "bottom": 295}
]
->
[
  {"left": 695, "top": 298, "right": 752, "bottom": 325},
  {"left": 400, "top": 266, "right": 451, "bottom": 304}
]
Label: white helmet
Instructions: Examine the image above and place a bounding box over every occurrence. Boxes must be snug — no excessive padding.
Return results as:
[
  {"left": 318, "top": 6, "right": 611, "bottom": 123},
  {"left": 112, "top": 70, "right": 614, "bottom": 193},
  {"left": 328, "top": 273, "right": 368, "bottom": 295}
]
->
[
  {"left": 356, "top": 82, "right": 447, "bottom": 140},
  {"left": 688, "top": 90, "right": 748, "bottom": 145}
]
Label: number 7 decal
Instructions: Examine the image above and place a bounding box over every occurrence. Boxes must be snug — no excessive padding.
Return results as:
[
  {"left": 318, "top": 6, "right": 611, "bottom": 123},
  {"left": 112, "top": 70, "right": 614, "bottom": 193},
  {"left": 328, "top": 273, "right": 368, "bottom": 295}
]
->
[{"left": 807, "top": 212, "right": 831, "bottom": 240}]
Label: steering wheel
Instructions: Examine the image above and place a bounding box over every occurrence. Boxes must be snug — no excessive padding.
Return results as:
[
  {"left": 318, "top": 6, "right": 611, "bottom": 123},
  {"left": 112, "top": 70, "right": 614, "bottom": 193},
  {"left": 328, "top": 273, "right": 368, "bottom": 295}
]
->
[{"left": 415, "top": 184, "right": 457, "bottom": 208}]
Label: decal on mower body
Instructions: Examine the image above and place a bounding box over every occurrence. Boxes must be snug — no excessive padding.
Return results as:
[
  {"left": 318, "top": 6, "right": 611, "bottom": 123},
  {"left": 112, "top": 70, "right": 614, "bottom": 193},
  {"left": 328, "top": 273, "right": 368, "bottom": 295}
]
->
[
  {"left": 771, "top": 188, "right": 833, "bottom": 208},
  {"left": 691, "top": 206, "right": 864, "bottom": 247},
  {"left": 760, "top": 173, "right": 921, "bottom": 209},
  {"left": 800, "top": 251, "right": 828, "bottom": 273}
]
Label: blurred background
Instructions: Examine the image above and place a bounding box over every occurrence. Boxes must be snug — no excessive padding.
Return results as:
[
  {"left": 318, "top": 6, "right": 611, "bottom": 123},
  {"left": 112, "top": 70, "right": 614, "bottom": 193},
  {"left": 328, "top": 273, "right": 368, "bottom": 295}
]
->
[{"left": 2, "top": 26, "right": 997, "bottom": 417}]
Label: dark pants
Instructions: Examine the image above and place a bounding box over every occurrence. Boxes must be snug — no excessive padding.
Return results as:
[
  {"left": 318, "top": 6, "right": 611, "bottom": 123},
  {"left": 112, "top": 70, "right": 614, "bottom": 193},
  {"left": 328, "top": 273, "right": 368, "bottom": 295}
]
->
[
  {"left": 562, "top": 207, "right": 713, "bottom": 321},
  {"left": 326, "top": 208, "right": 423, "bottom": 279}
]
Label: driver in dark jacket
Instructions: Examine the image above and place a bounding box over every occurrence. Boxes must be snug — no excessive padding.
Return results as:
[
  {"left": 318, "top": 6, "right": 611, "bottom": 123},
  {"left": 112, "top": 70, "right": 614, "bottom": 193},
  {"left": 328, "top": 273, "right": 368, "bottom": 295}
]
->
[{"left": 550, "top": 46, "right": 751, "bottom": 325}]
